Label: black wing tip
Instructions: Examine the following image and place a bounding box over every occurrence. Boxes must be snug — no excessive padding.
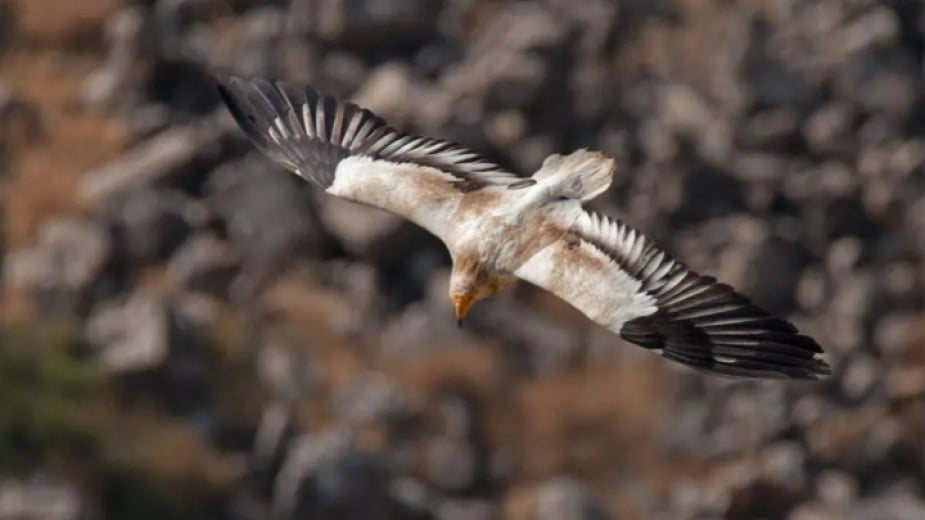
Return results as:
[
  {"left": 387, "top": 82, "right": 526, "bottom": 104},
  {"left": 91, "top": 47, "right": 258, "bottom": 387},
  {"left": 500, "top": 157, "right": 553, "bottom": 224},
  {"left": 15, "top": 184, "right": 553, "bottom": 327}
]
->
[
  {"left": 215, "top": 75, "right": 357, "bottom": 187},
  {"left": 215, "top": 75, "right": 272, "bottom": 142},
  {"left": 215, "top": 75, "right": 260, "bottom": 111},
  {"left": 662, "top": 351, "right": 832, "bottom": 381},
  {"left": 620, "top": 312, "right": 831, "bottom": 381},
  {"left": 809, "top": 357, "right": 833, "bottom": 378}
]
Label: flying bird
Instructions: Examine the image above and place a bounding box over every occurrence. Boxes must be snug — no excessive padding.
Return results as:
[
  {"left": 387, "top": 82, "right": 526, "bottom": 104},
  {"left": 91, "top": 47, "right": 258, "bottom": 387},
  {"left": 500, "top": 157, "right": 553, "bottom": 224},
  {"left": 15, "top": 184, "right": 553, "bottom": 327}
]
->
[{"left": 217, "top": 76, "right": 830, "bottom": 380}]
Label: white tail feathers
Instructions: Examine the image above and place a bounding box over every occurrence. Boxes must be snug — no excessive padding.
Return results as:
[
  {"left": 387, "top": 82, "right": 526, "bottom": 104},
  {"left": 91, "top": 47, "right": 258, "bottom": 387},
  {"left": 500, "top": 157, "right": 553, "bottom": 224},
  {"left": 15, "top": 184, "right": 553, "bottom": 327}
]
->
[{"left": 532, "top": 149, "right": 615, "bottom": 202}]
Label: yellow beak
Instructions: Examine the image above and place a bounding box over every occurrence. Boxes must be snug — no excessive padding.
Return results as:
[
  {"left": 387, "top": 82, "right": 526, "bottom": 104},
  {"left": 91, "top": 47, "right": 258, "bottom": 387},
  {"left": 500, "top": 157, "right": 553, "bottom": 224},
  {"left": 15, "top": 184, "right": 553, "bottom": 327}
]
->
[{"left": 451, "top": 293, "right": 475, "bottom": 328}]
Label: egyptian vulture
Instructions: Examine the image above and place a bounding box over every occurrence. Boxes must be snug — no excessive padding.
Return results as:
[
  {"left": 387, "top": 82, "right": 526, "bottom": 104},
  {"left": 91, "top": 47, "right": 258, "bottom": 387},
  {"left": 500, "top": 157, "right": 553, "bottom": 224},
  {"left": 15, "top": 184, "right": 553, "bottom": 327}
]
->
[{"left": 217, "top": 76, "right": 830, "bottom": 380}]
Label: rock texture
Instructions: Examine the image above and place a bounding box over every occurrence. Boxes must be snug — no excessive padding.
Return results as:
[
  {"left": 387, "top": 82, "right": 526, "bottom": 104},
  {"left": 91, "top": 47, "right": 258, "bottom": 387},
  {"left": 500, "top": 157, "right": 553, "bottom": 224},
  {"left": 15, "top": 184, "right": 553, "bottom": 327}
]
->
[{"left": 0, "top": 0, "right": 922, "bottom": 519}]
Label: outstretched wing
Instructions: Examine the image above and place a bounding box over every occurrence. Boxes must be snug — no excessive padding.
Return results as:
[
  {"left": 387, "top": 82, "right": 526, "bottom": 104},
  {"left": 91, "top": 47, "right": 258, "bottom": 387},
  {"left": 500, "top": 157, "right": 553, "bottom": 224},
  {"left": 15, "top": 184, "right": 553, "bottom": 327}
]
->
[
  {"left": 217, "top": 76, "right": 526, "bottom": 240},
  {"left": 514, "top": 208, "right": 830, "bottom": 380}
]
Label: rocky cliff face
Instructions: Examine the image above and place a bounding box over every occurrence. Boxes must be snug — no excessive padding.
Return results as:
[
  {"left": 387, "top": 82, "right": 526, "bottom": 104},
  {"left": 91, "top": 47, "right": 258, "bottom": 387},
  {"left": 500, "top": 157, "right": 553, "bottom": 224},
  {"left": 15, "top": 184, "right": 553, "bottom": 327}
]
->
[{"left": 1, "top": 0, "right": 922, "bottom": 519}]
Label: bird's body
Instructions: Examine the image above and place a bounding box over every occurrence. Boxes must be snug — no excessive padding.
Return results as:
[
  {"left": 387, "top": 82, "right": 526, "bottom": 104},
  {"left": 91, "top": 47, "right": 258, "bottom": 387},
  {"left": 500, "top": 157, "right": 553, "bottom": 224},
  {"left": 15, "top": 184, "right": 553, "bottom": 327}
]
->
[{"left": 218, "top": 76, "right": 831, "bottom": 380}]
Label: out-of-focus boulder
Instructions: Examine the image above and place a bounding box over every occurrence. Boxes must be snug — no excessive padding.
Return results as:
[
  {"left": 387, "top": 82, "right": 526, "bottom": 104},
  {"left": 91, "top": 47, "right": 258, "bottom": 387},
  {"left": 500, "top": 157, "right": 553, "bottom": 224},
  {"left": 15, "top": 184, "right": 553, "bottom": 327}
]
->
[
  {"left": 424, "top": 436, "right": 478, "bottom": 493},
  {"left": 273, "top": 428, "right": 396, "bottom": 519},
  {"left": 849, "top": 483, "right": 925, "bottom": 520},
  {"left": 85, "top": 290, "right": 182, "bottom": 373},
  {"left": 167, "top": 233, "right": 239, "bottom": 297},
  {"left": 80, "top": 111, "right": 235, "bottom": 203},
  {"left": 0, "top": 477, "right": 82, "bottom": 520},
  {"left": 292, "top": 0, "right": 444, "bottom": 49},
  {"left": 6, "top": 217, "right": 111, "bottom": 316},
  {"left": 534, "top": 477, "right": 611, "bottom": 520},
  {"left": 0, "top": 83, "right": 42, "bottom": 152},
  {"left": 103, "top": 187, "right": 190, "bottom": 263},
  {"left": 330, "top": 372, "right": 416, "bottom": 426},
  {"left": 435, "top": 499, "right": 495, "bottom": 520},
  {"left": 205, "top": 154, "right": 330, "bottom": 299}
]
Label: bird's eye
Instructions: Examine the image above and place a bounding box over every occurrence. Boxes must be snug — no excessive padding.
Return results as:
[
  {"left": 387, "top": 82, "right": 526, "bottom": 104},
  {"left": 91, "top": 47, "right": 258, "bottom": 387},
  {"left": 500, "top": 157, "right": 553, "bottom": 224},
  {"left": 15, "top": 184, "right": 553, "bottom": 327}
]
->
[{"left": 556, "top": 196, "right": 570, "bottom": 202}]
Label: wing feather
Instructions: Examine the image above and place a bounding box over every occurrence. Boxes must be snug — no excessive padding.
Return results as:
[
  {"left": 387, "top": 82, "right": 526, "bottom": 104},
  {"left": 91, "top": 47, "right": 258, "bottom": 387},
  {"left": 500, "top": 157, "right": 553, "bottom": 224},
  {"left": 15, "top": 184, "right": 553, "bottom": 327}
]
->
[
  {"left": 515, "top": 208, "right": 830, "bottom": 380},
  {"left": 219, "top": 77, "right": 522, "bottom": 184},
  {"left": 218, "top": 76, "right": 526, "bottom": 240}
]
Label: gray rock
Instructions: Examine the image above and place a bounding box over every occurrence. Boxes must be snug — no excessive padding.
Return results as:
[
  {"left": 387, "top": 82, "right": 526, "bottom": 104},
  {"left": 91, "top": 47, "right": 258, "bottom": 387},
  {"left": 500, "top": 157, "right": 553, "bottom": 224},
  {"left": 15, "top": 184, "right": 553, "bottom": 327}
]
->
[
  {"left": 6, "top": 216, "right": 111, "bottom": 316},
  {"left": 473, "top": 295, "right": 580, "bottom": 374},
  {"left": 378, "top": 302, "right": 459, "bottom": 363},
  {"left": 849, "top": 483, "right": 925, "bottom": 520},
  {"left": 318, "top": 196, "right": 407, "bottom": 261},
  {"left": 658, "top": 83, "right": 733, "bottom": 163},
  {"left": 85, "top": 291, "right": 178, "bottom": 373},
  {"left": 669, "top": 479, "right": 730, "bottom": 520},
  {"left": 350, "top": 63, "right": 422, "bottom": 128},
  {"left": 836, "top": 48, "right": 922, "bottom": 122},
  {"left": 676, "top": 169, "right": 743, "bottom": 222},
  {"left": 330, "top": 372, "right": 414, "bottom": 425},
  {"left": 253, "top": 401, "right": 294, "bottom": 465},
  {"left": 435, "top": 499, "right": 495, "bottom": 520},
  {"left": 738, "top": 108, "right": 799, "bottom": 149},
  {"left": 377, "top": 268, "right": 477, "bottom": 361},
  {"left": 80, "top": 111, "right": 235, "bottom": 203},
  {"left": 658, "top": 401, "right": 710, "bottom": 455},
  {"left": 156, "top": 0, "right": 228, "bottom": 27},
  {"left": 884, "top": 364, "right": 925, "bottom": 401},
  {"left": 839, "top": 4, "right": 900, "bottom": 55},
  {"left": 803, "top": 103, "right": 856, "bottom": 157},
  {"left": 508, "top": 134, "right": 556, "bottom": 173},
  {"left": 840, "top": 354, "right": 882, "bottom": 401},
  {"left": 789, "top": 502, "right": 844, "bottom": 520},
  {"left": 738, "top": 236, "right": 810, "bottom": 315},
  {"left": 826, "top": 236, "right": 863, "bottom": 275},
  {"left": 389, "top": 478, "right": 433, "bottom": 517},
  {"left": 535, "top": 477, "right": 610, "bottom": 520},
  {"left": 217, "top": 6, "right": 290, "bottom": 77},
  {"left": 424, "top": 437, "right": 478, "bottom": 493},
  {"left": 274, "top": 428, "right": 395, "bottom": 519},
  {"left": 80, "top": 5, "right": 158, "bottom": 109},
  {"left": 0, "top": 477, "right": 82, "bottom": 520},
  {"left": 107, "top": 5, "right": 159, "bottom": 58},
  {"left": 712, "top": 384, "right": 790, "bottom": 453},
  {"left": 300, "top": 0, "right": 443, "bottom": 48},
  {"left": 815, "top": 471, "right": 857, "bottom": 509},
  {"left": 167, "top": 233, "right": 239, "bottom": 297},
  {"left": 432, "top": 3, "right": 566, "bottom": 114},
  {"left": 206, "top": 154, "right": 328, "bottom": 299},
  {"left": 435, "top": 394, "right": 476, "bottom": 440},
  {"left": 760, "top": 442, "right": 807, "bottom": 490},
  {"left": 874, "top": 311, "right": 921, "bottom": 356},
  {"left": 725, "top": 479, "right": 802, "bottom": 520},
  {"left": 256, "top": 331, "right": 316, "bottom": 399},
  {"left": 317, "top": 261, "right": 381, "bottom": 311},
  {"left": 0, "top": 2, "right": 13, "bottom": 54},
  {"left": 0, "top": 83, "right": 42, "bottom": 150},
  {"left": 484, "top": 109, "right": 527, "bottom": 150},
  {"left": 320, "top": 50, "right": 368, "bottom": 94},
  {"left": 638, "top": 118, "right": 678, "bottom": 163},
  {"left": 80, "top": 61, "right": 136, "bottom": 110},
  {"left": 796, "top": 267, "right": 831, "bottom": 312},
  {"left": 828, "top": 272, "right": 875, "bottom": 352},
  {"left": 742, "top": 31, "right": 819, "bottom": 109},
  {"left": 104, "top": 187, "right": 190, "bottom": 262}
]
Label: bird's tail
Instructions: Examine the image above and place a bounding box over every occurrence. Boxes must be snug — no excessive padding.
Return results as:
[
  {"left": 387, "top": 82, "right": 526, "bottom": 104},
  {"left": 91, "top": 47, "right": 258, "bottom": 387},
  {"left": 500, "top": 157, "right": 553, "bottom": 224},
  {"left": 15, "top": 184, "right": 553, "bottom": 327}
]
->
[{"left": 531, "top": 149, "right": 615, "bottom": 202}]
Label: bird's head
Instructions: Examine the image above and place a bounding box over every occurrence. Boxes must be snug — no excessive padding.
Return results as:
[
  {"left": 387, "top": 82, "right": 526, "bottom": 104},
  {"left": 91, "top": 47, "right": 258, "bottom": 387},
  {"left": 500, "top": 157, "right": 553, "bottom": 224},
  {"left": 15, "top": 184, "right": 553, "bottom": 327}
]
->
[{"left": 449, "top": 260, "right": 514, "bottom": 327}]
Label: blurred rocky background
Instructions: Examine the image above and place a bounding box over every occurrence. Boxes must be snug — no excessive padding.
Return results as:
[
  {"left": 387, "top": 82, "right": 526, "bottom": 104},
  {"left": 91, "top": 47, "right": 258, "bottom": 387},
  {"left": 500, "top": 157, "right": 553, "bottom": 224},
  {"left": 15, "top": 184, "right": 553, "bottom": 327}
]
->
[{"left": 0, "top": 0, "right": 923, "bottom": 518}]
